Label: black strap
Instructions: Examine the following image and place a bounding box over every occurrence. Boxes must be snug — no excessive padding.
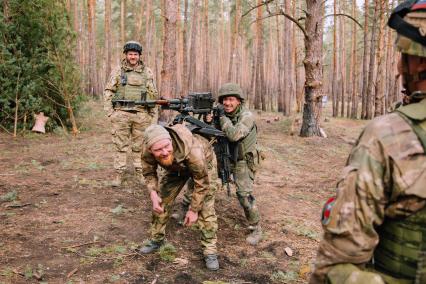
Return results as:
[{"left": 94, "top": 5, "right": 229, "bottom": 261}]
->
[
  {"left": 388, "top": 0, "right": 426, "bottom": 47},
  {"left": 120, "top": 70, "right": 127, "bottom": 86}
]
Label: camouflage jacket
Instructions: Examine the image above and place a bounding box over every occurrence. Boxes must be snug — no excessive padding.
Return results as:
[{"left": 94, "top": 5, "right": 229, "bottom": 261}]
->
[
  {"left": 141, "top": 124, "right": 215, "bottom": 213},
  {"left": 311, "top": 98, "right": 426, "bottom": 283},
  {"left": 219, "top": 106, "right": 255, "bottom": 142},
  {"left": 103, "top": 59, "right": 158, "bottom": 116}
]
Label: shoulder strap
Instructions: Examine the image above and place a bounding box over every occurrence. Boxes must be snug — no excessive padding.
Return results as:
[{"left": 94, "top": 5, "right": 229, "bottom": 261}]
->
[
  {"left": 396, "top": 111, "right": 426, "bottom": 151},
  {"left": 120, "top": 69, "right": 127, "bottom": 86}
]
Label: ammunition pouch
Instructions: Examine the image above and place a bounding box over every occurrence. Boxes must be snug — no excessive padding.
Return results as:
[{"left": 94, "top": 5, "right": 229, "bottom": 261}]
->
[{"left": 373, "top": 206, "right": 426, "bottom": 281}]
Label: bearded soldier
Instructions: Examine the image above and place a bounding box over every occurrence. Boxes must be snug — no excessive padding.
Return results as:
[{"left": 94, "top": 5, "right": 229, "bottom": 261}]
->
[
  {"left": 311, "top": 1, "right": 426, "bottom": 283},
  {"left": 139, "top": 124, "right": 220, "bottom": 271},
  {"left": 104, "top": 41, "right": 158, "bottom": 187}
]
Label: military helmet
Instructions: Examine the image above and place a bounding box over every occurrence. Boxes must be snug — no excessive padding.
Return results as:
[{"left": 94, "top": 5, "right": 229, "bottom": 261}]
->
[
  {"left": 218, "top": 83, "right": 244, "bottom": 103},
  {"left": 388, "top": 0, "right": 426, "bottom": 57},
  {"left": 123, "top": 41, "right": 142, "bottom": 54}
]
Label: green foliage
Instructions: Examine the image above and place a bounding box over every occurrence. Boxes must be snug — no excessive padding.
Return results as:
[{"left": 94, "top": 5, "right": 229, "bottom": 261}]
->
[
  {"left": 0, "top": 0, "right": 83, "bottom": 133},
  {"left": 0, "top": 190, "right": 17, "bottom": 202},
  {"left": 159, "top": 243, "right": 177, "bottom": 262},
  {"left": 270, "top": 270, "right": 299, "bottom": 283}
]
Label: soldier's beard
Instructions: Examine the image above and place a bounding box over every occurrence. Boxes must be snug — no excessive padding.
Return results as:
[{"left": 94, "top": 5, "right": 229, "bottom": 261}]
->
[{"left": 156, "top": 153, "right": 174, "bottom": 167}]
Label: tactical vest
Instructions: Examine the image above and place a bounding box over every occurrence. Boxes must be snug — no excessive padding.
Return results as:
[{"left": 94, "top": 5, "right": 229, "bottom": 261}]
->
[
  {"left": 228, "top": 107, "right": 258, "bottom": 160},
  {"left": 373, "top": 102, "right": 426, "bottom": 283},
  {"left": 116, "top": 69, "right": 153, "bottom": 102}
]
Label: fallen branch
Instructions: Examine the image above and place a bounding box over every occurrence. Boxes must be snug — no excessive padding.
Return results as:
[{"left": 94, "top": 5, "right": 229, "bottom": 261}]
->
[
  {"left": 67, "top": 268, "right": 78, "bottom": 278},
  {"left": 61, "top": 240, "right": 98, "bottom": 250},
  {"left": 12, "top": 269, "right": 25, "bottom": 277},
  {"left": 5, "top": 203, "right": 32, "bottom": 209}
]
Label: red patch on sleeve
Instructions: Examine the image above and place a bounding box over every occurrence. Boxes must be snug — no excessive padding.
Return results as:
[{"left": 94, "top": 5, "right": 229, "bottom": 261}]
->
[{"left": 321, "top": 197, "right": 336, "bottom": 225}]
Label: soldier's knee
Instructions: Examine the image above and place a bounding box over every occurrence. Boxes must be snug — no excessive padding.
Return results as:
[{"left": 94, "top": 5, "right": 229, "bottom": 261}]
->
[{"left": 237, "top": 192, "right": 256, "bottom": 209}]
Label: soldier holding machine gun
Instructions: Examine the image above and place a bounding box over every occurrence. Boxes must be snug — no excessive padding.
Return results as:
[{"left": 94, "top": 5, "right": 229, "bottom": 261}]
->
[{"left": 117, "top": 86, "right": 263, "bottom": 246}]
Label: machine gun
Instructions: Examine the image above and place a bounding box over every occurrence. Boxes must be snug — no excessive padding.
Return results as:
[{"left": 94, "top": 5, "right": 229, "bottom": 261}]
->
[{"left": 113, "top": 92, "right": 233, "bottom": 194}]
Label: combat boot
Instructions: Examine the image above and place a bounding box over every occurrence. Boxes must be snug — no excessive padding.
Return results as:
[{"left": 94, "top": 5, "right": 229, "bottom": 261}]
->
[
  {"left": 204, "top": 254, "right": 219, "bottom": 271},
  {"left": 246, "top": 225, "right": 262, "bottom": 245},
  {"left": 139, "top": 240, "right": 163, "bottom": 254},
  {"left": 111, "top": 172, "right": 124, "bottom": 187}
]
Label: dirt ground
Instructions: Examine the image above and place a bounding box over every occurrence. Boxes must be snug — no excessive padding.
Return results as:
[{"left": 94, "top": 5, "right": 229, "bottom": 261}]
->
[{"left": 0, "top": 101, "right": 367, "bottom": 284}]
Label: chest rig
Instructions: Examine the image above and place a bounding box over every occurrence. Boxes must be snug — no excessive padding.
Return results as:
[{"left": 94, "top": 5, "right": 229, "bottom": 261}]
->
[{"left": 373, "top": 99, "right": 426, "bottom": 283}]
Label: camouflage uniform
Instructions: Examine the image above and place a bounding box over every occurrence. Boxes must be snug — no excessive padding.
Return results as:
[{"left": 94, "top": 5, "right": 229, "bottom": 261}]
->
[
  {"left": 104, "top": 59, "right": 158, "bottom": 180},
  {"left": 219, "top": 105, "right": 261, "bottom": 226},
  {"left": 311, "top": 2, "right": 426, "bottom": 283},
  {"left": 142, "top": 124, "right": 219, "bottom": 256},
  {"left": 311, "top": 100, "right": 426, "bottom": 283}
]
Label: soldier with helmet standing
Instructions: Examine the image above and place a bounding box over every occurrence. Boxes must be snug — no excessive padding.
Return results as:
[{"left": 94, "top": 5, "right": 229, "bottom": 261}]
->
[
  {"left": 311, "top": 1, "right": 426, "bottom": 283},
  {"left": 104, "top": 41, "right": 158, "bottom": 187},
  {"left": 215, "top": 83, "right": 263, "bottom": 245}
]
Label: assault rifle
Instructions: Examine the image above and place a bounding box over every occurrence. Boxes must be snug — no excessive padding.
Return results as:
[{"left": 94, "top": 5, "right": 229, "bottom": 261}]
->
[{"left": 113, "top": 92, "right": 233, "bottom": 194}]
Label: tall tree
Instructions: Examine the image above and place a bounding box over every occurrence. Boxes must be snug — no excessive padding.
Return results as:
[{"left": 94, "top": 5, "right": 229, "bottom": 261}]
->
[
  {"left": 188, "top": 0, "right": 200, "bottom": 91},
  {"left": 202, "top": 0, "right": 210, "bottom": 89},
  {"left": 254, "top": 0, "right": 265, "bottom": 111},
  {"left": 366, "top": 0, "right": 379, "bottom": 119},
  {"left": 374, "top": 0, "right": 386, "bottom": 117},
  {"left": 350, "top": 0, "right": 358, "bottom": 118},
  {"left": 228, "top": 0, "right": 241, "bottom": 83},
  {"left": 361, "top": 0, "right": 370, "bottom": 119},
  {"left": 300, "top": 0, "right": 325, "bottom": 136},
  {"left": 120, "top": 0, "right": 127, "bottom": 44},
  {"left": 105, "top": 0, "right": 112, "bottom": 81},
  {"left": 181, "top": 0, "right": 189, "bottom": 95},
  {"left": 332, "top": 0, "right": 339, "bottom": 117},
  {"left": 87, "top": 0, "right": 98, "bottom": 96}
]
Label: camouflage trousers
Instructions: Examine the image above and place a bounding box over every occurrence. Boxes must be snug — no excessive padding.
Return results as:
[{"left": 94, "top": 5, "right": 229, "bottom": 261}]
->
[
  {"left": 151, "top": 159, "right": 219, "bottom": 256},
  {"left": 110, "top": 110, "right": 154, "bottom": 173},
  {"left": 233, "top": 159, "right": 260, "bottom": 226},
  {"left": 182, "top": 159, "right": 260, "bottom": 226}
]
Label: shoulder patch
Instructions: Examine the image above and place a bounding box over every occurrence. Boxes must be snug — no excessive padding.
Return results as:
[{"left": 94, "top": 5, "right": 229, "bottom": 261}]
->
[{"left": 321, "top": 197, "right": 336, "bottom": 225}]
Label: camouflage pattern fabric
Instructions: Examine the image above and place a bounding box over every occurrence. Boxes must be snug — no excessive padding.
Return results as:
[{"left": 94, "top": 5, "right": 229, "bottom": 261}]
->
[
  {"left": 104, "top": 59, "right": 158, "bottom": 116},
  {"left": 219, "top": 106, "right": 261, "bottom": 226},
  {"left": 104, "top": 59, "right": 158, "bottom": 174},
  {"left": 310, "top": 99, "right": 426, "bottom": 283},
  {"left": 141, "top": 124, "right": 219, "bottom": 255},
  {"left": 110, "top": 110, "right": 154, "bottom": 173}
]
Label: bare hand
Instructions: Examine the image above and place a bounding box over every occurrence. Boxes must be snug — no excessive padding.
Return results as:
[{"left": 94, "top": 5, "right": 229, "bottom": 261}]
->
[
  {"left": 150, "top": 190, "right": 164, "bottom": 214},
  {"left": 205, "top": 113, "right": 213, "bottom": 123},
  {"left": 183, "top": 209, "right": 198, "bottom": 227}
]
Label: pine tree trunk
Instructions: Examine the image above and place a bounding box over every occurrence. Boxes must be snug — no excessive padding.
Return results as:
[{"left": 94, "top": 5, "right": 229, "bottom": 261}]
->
[
  {"left": 160, "top": 0, "right": 178, "bottom": 121},
  {"left": 202, "top": 0, "right": 210, "bottom": 89},
  {"left": 228, "top": 0, "right": 241, "bottom": 82},
  {"left": 276, "top": 3, "right": 284, "bottom": 113},
  {"left": 366, "top": 0, "right": 379, "bottom": 119},
  {"left": 87, "top": 0, "right": 98, "bottom": 96},
  {"left": 350, "top": 0, "right": 358, "bottom": 118},
  {"left": 254, "top": 0, "right": 265, "bottom": 111},
  {"left": 339, "top": 0, "right": 346, "bottom": 117},
  {"left": 300, "top": 0, "right": 324, "bottom": 137},
  {"left": 332, "top": 0, "right": 338, "bottom": 117},
  {"left": 120, "top": 0, "right": 126, "bottom": 44},
  {"left": 188, "top": 0, "right": 200, "bottom": 91},
  {"left": 182, "top": 0, "right": 189, "bottom": 95},
  {"left": 361, "top": 0, "right": 370, "bottom": 119},
  {"left": 136, "top": 0, "right": 144, "bottom": 44},
  {"left": 144, "top": 0, "right": 152, "bottom": 63},
  {"left": 105, "top": 0, "right": 112, "bottom": 82},
  {"left": 374, "top": 0, "right": 386, "bottom": 117}
]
